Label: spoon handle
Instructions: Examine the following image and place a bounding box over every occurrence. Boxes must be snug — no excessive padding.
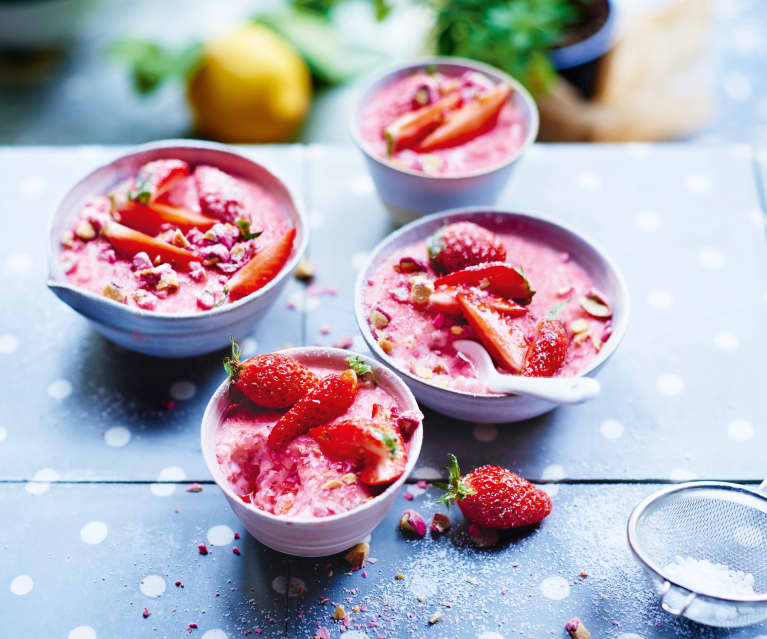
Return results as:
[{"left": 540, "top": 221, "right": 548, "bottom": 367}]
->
[{"left": 488, "top": 375, "right": 601, "bottom": 404}]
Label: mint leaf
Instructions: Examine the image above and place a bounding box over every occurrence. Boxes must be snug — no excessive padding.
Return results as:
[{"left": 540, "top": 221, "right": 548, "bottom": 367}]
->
[
  {"left": 236, "top": 219, "right": 263, "bottom": 241},
  {"left": 346, "top": 355, "right": 374, "bottom": 381},
  {"left": 381, "top": 432, "right": 398, "bottom": 459}
]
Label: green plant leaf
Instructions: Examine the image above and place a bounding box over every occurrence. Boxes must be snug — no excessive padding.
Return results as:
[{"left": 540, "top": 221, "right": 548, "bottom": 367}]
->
[{"left": 108, "top": 39, "right": 203, "bottom": 95}]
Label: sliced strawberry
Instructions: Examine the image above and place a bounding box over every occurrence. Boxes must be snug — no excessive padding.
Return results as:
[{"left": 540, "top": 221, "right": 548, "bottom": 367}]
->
[
  {"left": 456, "top": 292, "right": 528, "bottom": 373},
  {"left": 223, "top": 341, "right": 319, "bottom": 409},
  {"left": 128, "top": 160, "right": 190, "bottom": 204},
  {"left": 384, "top": 92, "right": 460, "bottom": 155},
  {"left": 427, "top": 222, "right": 507, "bottom": 274},
  {"left": 267, "top": 369, "right": 358, "bottom": 450},
  {"left": 417, "top": 83, "right": 511, "bottom": 152},
  {"left": 436, "top": 455, "right": 551, "bottom": 529},
  {"left": 102, "top": 221, "right": 197, "bottom": 268},
  {"left": 225, "top": 228, "right": 295, "bottom": 302},
  {"left": 112, "top": 199, "right": 217, "bottom": 235},
  {"left": 309, "top": 418, "right": 406, "bottom": 486},
  {"left": 436, "top": 262, "right": 535, "bottom": 305},
  {"left": 194, "top": 165, "right": 246, "bottom": 223},
  {"left": 521, "top": 319, "right": 568, "bottom": 377}
]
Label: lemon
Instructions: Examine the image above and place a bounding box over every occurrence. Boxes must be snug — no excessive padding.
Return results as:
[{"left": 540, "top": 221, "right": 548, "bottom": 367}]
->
[{"left": 187, "top": 24, "right": 312, "bottom": 143}]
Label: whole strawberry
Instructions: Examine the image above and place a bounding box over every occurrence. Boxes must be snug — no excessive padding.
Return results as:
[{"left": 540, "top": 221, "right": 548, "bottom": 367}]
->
[
  {"left": 436, "top": 455, "right": 551, "bottom": 529},
  {"left": 224, "top": 340, "right": 318, "bottom": 409},
  {"left": 267, "top": 356, "right": 371, "bottom": 449},
  {"left": 522, "top": 319, "right": 568, "bottom": 377},
  {"left": 427, "top": 222, "right": 507, "bottom": 274}
]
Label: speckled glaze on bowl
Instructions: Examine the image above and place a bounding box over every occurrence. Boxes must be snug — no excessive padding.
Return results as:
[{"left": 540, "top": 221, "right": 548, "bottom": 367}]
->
[
  {"left": 354, "top": 208, "right": 629, "bottom": 423},
  {"left": 201, "top": 347, "right": 423, "bottom": 557},
  {"left": 350, "top": 57, "right": 539, "bottom": 226},
  {"left": 47, "top": 140, "right": 308, "bottom": 358}
]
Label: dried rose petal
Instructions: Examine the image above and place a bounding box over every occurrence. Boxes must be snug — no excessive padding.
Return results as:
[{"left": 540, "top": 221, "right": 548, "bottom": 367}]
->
[
  {"left": 396, "top": 256, "right": 428, "bottom": 273},
  {"left": 399, "top": 509, "right": 426, "bottom": 537},
  {"left": 430, "top": 513, "right": 451, "bottom": 534}
]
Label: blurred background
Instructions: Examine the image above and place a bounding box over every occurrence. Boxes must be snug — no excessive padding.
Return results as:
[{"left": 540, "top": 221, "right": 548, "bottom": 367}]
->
[{"left": 0, "top": 0, "right": 764, "bottom": 146}]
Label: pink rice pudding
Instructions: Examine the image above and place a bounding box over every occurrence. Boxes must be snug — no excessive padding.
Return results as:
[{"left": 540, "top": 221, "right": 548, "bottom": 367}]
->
[
  {"left": 59, "top": 159, "right": 293, "bottom": 314},
  {"left": 216, "top": 360, "right": 419, "bottom": 519},
  {"left": 358, "top": 68, "right": 527, "bottom": 175},
  {"left": 362, "top": 222, "right": 612, "bottom": 394}
]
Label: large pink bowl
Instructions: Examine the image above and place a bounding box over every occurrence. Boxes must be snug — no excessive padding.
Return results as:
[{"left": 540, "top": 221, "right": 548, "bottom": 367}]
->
[{"left": 201, "top": 347, "right": 423, "bottom": 557}]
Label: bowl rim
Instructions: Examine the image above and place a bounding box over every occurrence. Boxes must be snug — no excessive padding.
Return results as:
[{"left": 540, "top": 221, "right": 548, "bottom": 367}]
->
[
  {"left": 46, "top": 138, "right": 309, "bottom": 322},
  {"left": 200, "top": 346, "right": 424, "bottom": 527},
  {"left": 353, "top": 206, "right": 630, "bottom": 402},
  {"left": 626, "top": 481, "right": 767, "bottom": 604},
  {"left": 348, "top": 55, "right": 540, "bottom": 181}
]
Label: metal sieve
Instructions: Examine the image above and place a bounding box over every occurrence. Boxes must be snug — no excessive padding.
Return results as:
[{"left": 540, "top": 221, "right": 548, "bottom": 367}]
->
[{"left": 627, "top": 480, "right": 767, "bottom": 627}]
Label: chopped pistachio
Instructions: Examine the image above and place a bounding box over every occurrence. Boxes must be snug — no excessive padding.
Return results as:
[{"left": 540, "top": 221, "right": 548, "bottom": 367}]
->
[
  {"left": 332, "top": 604, "right": 346, "bottom": 620},
  {"left": 60, "top": 231, "right": 75, "bottom": 248},
  {"left": 75, "top": 219, "right": 96, "bottom": 240},
  {"left": 378, "top": 337, "right": 394, "bottom": 354},
  {"left": 101, "top": 282, "right": 126, "bottom": 303},
  {"left": 450, "top": 325, "right": 464, "bottom": 336},
  {"left": 429, "top": 610, "right": 443, "bottom": 624},
  {"left": 294, "top": 258, "right": 315, "bottom": 282},
  {"left": 569, "top": 319, "right": 589, "bottom": 334},
  {"left": 410, "top": 276, "right": 434, "bottom": 305},
  {"left": 341, "top": 473, "right": 357, "bottom": 485},
  {"left": 413, "top": 363, "right": 433, "bottom": 380},
  {"left": 321, "top": 479, "right": 343, "bottom": 490},
  {"left": 344, "top": 542, "right": 369, "bottom": 567}
]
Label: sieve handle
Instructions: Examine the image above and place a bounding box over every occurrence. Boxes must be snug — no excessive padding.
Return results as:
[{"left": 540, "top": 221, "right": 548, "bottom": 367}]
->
[{"left": 659, "top": 581, "right": 697, "bottom": 617}]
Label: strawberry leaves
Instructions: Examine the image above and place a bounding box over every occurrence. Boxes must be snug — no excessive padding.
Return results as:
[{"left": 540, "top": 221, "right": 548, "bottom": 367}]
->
[{"left": 434, "top": 454, "right": 476, "bottom": 508}]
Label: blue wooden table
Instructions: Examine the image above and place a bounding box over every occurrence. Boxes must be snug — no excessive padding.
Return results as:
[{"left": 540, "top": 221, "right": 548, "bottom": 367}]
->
[{"left": 1, "top": 143, "right": 766, "bottom": 638}]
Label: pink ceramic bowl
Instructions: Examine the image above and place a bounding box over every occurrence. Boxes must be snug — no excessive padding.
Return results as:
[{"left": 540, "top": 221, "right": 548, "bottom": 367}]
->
[{"left": 201, "top": 347, "right": 423, "bottom": 557}]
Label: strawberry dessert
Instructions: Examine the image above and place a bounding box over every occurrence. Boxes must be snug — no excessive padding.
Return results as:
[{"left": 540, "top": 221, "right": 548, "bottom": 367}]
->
[
  {"left": 59, "top": 159, "right": 295, "bottom": 313},
  {"left": 215, "top": 345, "right": 422, "bottom": 519},
  {"left": 358, "top": 67, "right": 527, "bottom": 175},
  {"left": 362, "top": 220, "right": 612, "bottom": 394}
]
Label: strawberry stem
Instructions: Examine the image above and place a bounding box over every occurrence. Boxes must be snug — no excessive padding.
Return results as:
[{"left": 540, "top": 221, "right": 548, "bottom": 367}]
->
[
  {"left": 346, "top": 355, "right": 374, "bottom": 383},
  {"left": 434, "top": 454, "right": 476, "bottom": 508},
  {"left": 223, "top": 336, "right": 242, "bottom": 382}
]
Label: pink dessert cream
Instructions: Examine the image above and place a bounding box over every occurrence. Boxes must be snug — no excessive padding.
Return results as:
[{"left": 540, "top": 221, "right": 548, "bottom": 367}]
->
[
  {"left": 358, "top": 67, "right": 527, "bottom": 175},
  {"left": 216, "top": 349, "right": 422, "bottom": 519},
  {"left": 362, "top": 221, "right": 613, "bottom": 394},
  {"left": 59, "top": 159, "right": 295, "bottom": 314}
]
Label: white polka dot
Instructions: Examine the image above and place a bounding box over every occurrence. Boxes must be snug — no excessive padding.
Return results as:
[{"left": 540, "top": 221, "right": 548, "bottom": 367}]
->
[
  {"left": 635, "top": 210, "right": 661, "bottom": 232},
  {"left": 539, "top": 484, "right": 559, "bottom": 497},
  {"left": 575, "top": 171, "right": 601, "bottom": 191},
  {"left": 150, "top": 466, "right": 186, "bottom": 497},
  {"left": 310, "top": 209, "right": 325, "bottom": 229},
  {"left": 414, "top": 466, "right": 441, "bottom": 482},
  {"left": 728, "top": 419, "right": 754, "bottom": 441},
  {"left": 542, "top": 464, "right": 565, "bottom": 481},
  {"left": 626, "top": 144, "right": 652, "bottom": 158},
  {"left": 723, "top": 72, "right": 752, "bottom": 102},
  {"left": 47, "top": 379, "right": 72, "bottom": 400},
  {"left": 271, "top": 575, "right": 288, "bottom": 595},
  {"left": 733, "top": 525, "right": 763, "bottom": 548},
  {"left": 657, "top": 373, "right": 684, "bottom": 396},
  {"left": 698, "top": 248, "right": 725, "bottom": 270},
  {"left": 68, "top": 626, "right": 97, "bottom": 639},
  {"left": 207, "top": 525, "right": 234, "bottom": 546},
  {"left": 352, "top": 251, "right": 370, "bottom": 270},
  {"left": 670, "top": 468, "right": 697, "bottom": 482},
  {"left": 287, "top": 577, "right": 306, "bottom": 597},
  {"left": 617, "top": 634, "right": 644, "bottom": 639},
  {"left": 351, "top": 176, "right": 374, "bottom": 196},
  {"left": 80, "top": 521, "right": 108, "bottom": 545},
  {"left": 600, "top": 419, "right": 624, "bottom": 440},
  {"left": 477, "top": 633, "right": 504, "bottom": 639},
  {"left": 20, "top": 176, "right": 46, "bottom": 197},
  {"left": 7, "top": 253, "right": 31, "bottom": 272},
  {"left": 10, "top": 574, "right": 33, "bottom": 595},
  {"left": 714, "top": 331, "right": 739, "bottom": 352},
  {"left": 104, "top": 426, "right": 131, "bottom": 447},
  {"left": 647, "top": 290, "right": 673, "bottom": 309},
  {"left": 472, "top": 424, "right": 498, "bottom": 443},
  {"left": 201, "top": 631, "right": 228, "bottom": 639},
  {"left": 685, "top": 173, "right": 710, "bottom": 193},
  {"left": 0, "top": 335, "right": 19, "bottom": 354},
  {"left": 139, "top": 575, "right": 166, "bottom": 598},
  {"left": 25, "top": 468, "right": 59, "bottom": 495},
  {"left": 169, "top": 380, "right": 196, "bottom": 401},
  {"left": 539, "top": 576, "right": 570, "bottom": 600},
  {"left": 240, "top": 337, "right": 258, "bottom": 355},
  {"left": 749, "top": 209, "right": 765, "bottom": 229},
  {"left": 0, "top": 426, "right": 6, "bottom": 442}
]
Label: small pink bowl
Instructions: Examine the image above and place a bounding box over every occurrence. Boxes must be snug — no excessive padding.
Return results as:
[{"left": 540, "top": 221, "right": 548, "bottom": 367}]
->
[{"left": 200, "top": 347, "right": 424, "bottom": 557}]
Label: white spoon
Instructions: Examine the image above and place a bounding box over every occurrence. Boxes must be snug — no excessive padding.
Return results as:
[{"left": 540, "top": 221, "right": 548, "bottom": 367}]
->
[{"left": 452, "top": 339, "right": 600, "bottom": 405}]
